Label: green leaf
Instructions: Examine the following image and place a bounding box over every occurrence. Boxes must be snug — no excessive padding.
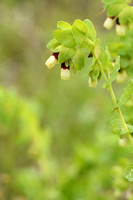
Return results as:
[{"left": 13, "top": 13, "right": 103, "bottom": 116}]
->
[
  {"left": 94, "top": 38, "right": 101, "bottom": 59},
  {"left": 53, "top": 29, "right": 76, "bottom": 48},
  {"left": 107, "top": 4, "right": 125, "bottom": 17},
  {"left": 115, "top": 79, "right": 133, "bottom": 108},
  {"left": 72, "top": 26, "right": 85, "bottom": 47},
  {"left": 111, "top": 119, "right": 131, "bottom": 136},
  {"left": 98, "top": 47, "right": 108, "bottom": 71},
  {"left": 125, "top": 163, "right": 133, "bottom": 182},
  {"left": 119, "top": 6, "right": 133, "bottom": 24},
  {"left": 72, "top": 19, "right": 88, "bottom": 35},
  {"left": 111, "top": 119, "right": 123, "bottom": 135},
  {"left": 83, "top": 19, "right": 96, "bottom": 41},
  {"left": 73, "top": 50, "right": 85, "bottom": 70},
  {"left": 47, "top": 39, "right": 60, "bottom": 50},
  {"left": 57, "top": 21, "right": 72, "bottom": 30},
  {"left": 58, "top": 46, "right": 76, "bottom": 63}
]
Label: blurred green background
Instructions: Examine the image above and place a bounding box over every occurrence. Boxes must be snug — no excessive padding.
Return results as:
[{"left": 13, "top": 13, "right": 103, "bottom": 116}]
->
[{"left": 0, "top": 0, "right": 132, "bottom": 200}]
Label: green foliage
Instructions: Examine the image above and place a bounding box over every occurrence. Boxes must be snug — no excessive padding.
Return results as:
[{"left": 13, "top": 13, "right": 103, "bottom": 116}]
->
[
  {"left": 1, "top": 0, "right": 133, "bottom": 199},
  {"left": 115, "top": 79, "right": 133, "bottom": 108}
]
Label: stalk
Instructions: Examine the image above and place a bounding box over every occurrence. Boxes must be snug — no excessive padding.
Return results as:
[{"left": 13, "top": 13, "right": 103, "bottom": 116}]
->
[{"left": 98, "top": 63, "right": 133, "bottom": 144}]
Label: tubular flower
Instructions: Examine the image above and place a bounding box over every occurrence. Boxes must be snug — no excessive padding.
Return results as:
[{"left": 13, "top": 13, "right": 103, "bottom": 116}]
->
[
  {"left": 88, "top": 76, "right": 97, "bottom": 88},
  {"left": 116, "top": 19, "right": 126, "bottom": 36},
  {"left": 103, "top": 17, "right": 114, "bottom": 30},
  {"left": 45, "top": 52, "right": 59, "bottom": 69},
  {"left": 61, "top": 63, "right": 70, "bottom": 80}
]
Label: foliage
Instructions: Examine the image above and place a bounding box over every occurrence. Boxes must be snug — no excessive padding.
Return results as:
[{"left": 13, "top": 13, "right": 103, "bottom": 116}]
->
[{"left": 0, "top": 0, "right": 133, "bottom": 199}]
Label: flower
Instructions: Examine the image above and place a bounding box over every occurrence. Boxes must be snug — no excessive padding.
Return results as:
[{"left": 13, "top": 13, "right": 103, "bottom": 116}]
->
[
  {"left": 88, "top": 76, "right": 97, "bottom": 88},
  {"left": 116, "top": 18, "right": 126, "bottom": 36},
  {"left": 45, "top": 52, "right": 59, "bottom": 69},
  {"left": 103, "top": 17, "right": 114, "bottom": 30},
  {"left": 61, "top": 63, "right": 70, "bottom": 80}
]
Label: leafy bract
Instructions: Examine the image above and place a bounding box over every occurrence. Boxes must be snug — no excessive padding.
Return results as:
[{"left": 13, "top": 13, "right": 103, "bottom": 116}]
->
[
  {"left": 107, "top": 4, "right": 125, "bottom": 16},
  {"left": 83, "top": 19, "right": 96, "bottom": 41},
  {"left": 72, "top": 19, "right": 88, "bottom": 35},
  {"left": 119, "top": 6, "right": 133, "bottom": 24},
  {"left": 72, "top": 26, "right": 85, "bottom": 47},
  {"left": 47, "top": 39, "right": 60, "bottom": 51},
  {"left": 58, "top": 46, "right": 76, "bottom": 63},
  {"left": 57, "top": 21, "right": 72, "bottom": 30},
  {"left": 73, "top": 50, "right": 85, "bottom": 70},
  {"left": 98, "top": 47, "right": 108, "bottom": 71},
  {"left": 54, "top": 29, "right": 76, "bottom": 48}
]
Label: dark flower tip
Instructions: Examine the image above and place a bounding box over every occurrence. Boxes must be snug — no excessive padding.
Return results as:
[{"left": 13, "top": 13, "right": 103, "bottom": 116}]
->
[
  {"left": 110, "top": 17, "right": 115, "bottom": 20},
  {"left": 61, "top": 62, "right": 70, "bottom": 70},
  {"left": 52, "top": 52, "right": 59, "bottom": 60},
  {"left": 116, "top": 18, "right": 120, "bottom": 25}
]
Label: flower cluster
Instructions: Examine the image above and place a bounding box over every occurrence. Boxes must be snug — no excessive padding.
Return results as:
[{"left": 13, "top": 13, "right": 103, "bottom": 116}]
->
[
  {"left": 102, "top": 0, "right": 133, "bottom": 35},
  {"left": 45, "top": 19, "right": 115, "bottom": 87},
  {"left": 45, "top": 19, "right": 97, "bottom": 82}
]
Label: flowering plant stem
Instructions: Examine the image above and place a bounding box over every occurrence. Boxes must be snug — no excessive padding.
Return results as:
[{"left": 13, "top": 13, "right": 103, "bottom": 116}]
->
[{"left": 98, "top": 62, "right": 133, "bottom": 144}]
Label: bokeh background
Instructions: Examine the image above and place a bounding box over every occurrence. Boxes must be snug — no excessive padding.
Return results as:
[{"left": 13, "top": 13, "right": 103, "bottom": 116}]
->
[{"left": 0, "top": 0, "right": 132, "bottom": 199}]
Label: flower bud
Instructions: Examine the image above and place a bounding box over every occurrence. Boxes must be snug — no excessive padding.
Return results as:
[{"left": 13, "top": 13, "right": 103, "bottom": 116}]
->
[
  {"left": 45, "top": 52, "right": 59, "bottom": 69},
  {"left": 88, "top": 76, "right": 97, "bottom": 88},
  {"left": 103, "top": 17, "right": 114, "bottom": 30},
  {"left": 61, "top": 63, "right": 70, "bottom": 80},
  {"left": 116, "top": 70, "right": 128, "bottom": 83}
]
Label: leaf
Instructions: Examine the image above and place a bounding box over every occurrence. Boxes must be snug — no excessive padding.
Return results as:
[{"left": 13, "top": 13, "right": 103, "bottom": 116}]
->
[
  {"left": 107, "top": 4, "right": 125, "bottom": 17},
  {"left": 73, "top": 50, "right": 85, "bottom": 70},
  {"left": 115, "top": 79, "right": 133, "bottom": 108},
  {"left": 47, "top": 39, "right": 60, "bottom": 50},
  {"left": 94, "top": 38, "right": 101, "bottom": 59},
  {"left": 98, "top": 47, "right": 108, "bottom": 71},
  {"left": 125, "top": 163, "right": 133, "bottom": 182},
  {"left": 53, "top": 29, "right": 76, "bottom": 48},
  {"left": 57, "top": 21, "right": 72, "bottom": 30},
  {"left": 119, "top": 6, "right": 133, "bottom": 24},
  {"left": 83, "top": 19, "right": 96, "bottom": 41},
  {"left": 58, "top": 46, "right": 76, "bottom": 63},
  {"left": 72, "top": 26, "right": 85, "bottom": 47},
  {"left": 72, "top": 19, "right": 88, "bottom": 35},
  {"left": 111, "top": 119, "right": 123, "bottom": 135}
]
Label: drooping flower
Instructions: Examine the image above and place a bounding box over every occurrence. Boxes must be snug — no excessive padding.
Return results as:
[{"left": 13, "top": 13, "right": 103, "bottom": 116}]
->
[
  {"left": 103, "top": 17, "right": 114, "bottom": 30},
  {"left": 45, "top": 52, "right": 59, "bottom": 69},
  {"left": 116, "top": 18, "right": 126, "bottom": 36},
  {"left": 61, "top": 63, "right": 70, "bottom": 80}
]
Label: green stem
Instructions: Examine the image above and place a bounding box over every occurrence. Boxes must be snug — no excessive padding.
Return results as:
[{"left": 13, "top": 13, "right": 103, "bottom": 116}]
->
[{"left": 98, "top": 63, "right": 133, "bottom": 143}]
